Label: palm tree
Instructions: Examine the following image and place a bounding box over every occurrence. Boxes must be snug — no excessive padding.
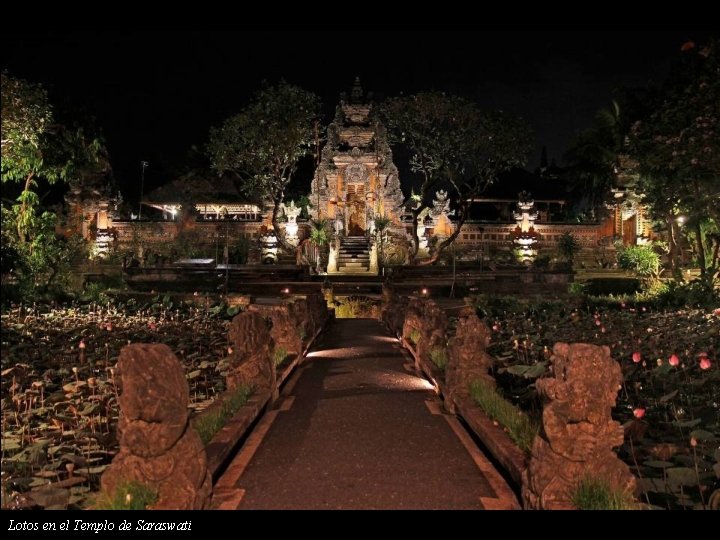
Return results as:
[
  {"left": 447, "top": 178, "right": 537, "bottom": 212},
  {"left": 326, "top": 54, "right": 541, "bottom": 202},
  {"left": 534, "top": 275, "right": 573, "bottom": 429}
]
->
[
  {"left": 374, "top": 215, "right": 392, "bottom": 276},
  {"left": 564, "top": 101, "right": 624, "bottom": 220},
  {"left": 310, "top": 219, "right": 328, "bottom": 274}
]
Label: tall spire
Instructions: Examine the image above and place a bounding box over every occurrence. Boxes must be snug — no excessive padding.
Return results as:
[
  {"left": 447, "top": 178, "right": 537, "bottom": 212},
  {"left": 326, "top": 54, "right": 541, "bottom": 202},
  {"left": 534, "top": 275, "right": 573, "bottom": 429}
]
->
[{"left": 351, "top": 76, "right": 363, "bottom": 103}]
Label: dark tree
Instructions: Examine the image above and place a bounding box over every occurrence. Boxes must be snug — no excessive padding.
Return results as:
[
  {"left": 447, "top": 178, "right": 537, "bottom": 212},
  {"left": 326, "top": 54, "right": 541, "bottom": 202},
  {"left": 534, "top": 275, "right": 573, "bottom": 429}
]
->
[
  {"left": 381, "top": 92, "right": 532, "bottom": 263},
  {"left": 207, "top": 82, "right": 322, "bottom": 255}
]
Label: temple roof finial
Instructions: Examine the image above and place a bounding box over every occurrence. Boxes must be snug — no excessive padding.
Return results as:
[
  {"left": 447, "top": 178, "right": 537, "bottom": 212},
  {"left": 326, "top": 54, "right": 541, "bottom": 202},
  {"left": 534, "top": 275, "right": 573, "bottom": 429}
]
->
[{"left": 351, "top": 76, "right": 364, "bottom": 103}]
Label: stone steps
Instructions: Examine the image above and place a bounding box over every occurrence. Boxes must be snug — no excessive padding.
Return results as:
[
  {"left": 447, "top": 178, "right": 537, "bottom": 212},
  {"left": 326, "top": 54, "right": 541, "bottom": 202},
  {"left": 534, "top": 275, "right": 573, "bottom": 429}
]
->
[{"left": 337, "top": 236, "right": 371, "bottom": 273}]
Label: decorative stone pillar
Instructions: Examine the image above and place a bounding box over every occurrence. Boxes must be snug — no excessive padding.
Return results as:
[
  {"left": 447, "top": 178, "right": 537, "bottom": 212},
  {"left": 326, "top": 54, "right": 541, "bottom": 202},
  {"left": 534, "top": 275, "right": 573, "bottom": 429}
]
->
[
  {"left": 260, "top": 232, "right": 278, "bottom": 264},
  {"left": 327, "top": 236, "right": 339, "bottom": 273},
  {"left": 522, "top": 342, "right": 637, "bottom": 509},
  {"left": 512, "top": 191, "right": 540, "bottom": 264},
  {"left": 445, "top": 307, "right": 495, "bottom": 408},
  {"left": 94, "top": 202, "right": 113, "bottom": 258},
  {"left": 281, "top": 200, "right": 301, "bottom": 246},
  {"left": 248, "top": 303, "right": 303, "bottom": 360},
  {"left": 402, "top": 299, "right": 448, "bottom": 368},
  {"left": 416, "top": 208, "right": 430, "bottom": 256},
  {"left": 227, "top": 312, "right": 276, "bottom": 397},
  {"left": 101, "top": 344, "right": 212, "bottom": 509},
  {"left": 369, "top": 238, "right": 379, "bottom": 274}
]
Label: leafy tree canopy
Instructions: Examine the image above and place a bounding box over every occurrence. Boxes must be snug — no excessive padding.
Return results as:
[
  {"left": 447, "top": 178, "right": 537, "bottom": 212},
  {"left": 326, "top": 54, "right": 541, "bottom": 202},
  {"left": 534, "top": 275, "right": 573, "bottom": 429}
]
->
[
  {"left": 630, "top": 40, "right": 720, "bottom": 280},
  {"left": 381, "top": 92, "right": 532, "bottom": 262},
  {"left": 207, "top": 81, "right": 321, "bottom": 253}
]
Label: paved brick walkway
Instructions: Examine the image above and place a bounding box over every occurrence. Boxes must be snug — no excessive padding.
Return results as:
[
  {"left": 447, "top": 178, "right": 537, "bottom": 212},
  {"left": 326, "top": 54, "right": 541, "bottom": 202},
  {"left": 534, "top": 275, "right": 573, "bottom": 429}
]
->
[{"left": 214, "top": 319, "right": 518, "bottom": 509}]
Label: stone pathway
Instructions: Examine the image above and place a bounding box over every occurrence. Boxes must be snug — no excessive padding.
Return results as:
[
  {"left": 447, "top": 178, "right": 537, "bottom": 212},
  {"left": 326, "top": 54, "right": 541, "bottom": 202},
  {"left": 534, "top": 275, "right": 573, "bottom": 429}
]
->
[{"left": 214, "top": 319, "right": 518, "bottom": 509}]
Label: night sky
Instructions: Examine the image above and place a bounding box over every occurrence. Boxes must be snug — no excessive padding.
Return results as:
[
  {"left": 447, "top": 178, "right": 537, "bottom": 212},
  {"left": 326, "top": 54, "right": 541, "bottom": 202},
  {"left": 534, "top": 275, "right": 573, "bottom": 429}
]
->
[{"left": 2, "top": 30, "right": 715, "bottom": 203}]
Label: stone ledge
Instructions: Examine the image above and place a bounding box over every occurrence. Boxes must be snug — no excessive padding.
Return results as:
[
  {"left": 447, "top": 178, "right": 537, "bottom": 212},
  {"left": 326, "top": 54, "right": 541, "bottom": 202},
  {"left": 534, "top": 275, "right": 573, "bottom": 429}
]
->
[
  {"left": 204, "top": 319, "right": 326, "bottom": 483},
  {"left": 205, "top": 390, "right": 272, "bottom": 482},
  {"left": 400, "top": 332, "right": 528, "bottom": 492}
]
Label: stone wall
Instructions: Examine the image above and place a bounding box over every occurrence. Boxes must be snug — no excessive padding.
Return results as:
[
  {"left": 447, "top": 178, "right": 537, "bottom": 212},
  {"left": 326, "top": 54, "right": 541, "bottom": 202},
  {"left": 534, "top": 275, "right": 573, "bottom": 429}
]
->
[
  {"left": 248, "top": 293, "right": 330, "bottom": 360},
  {"left": 227, "top": 311, "right": 276, "bottom": 395}
]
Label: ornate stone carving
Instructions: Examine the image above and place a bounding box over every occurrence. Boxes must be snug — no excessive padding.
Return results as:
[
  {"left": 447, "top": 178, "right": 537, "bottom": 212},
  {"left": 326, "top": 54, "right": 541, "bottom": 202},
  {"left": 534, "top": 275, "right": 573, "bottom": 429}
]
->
[
  {"left": 522, "top": 342, "right": 637, "bottom": 510},
  {"left": 310, "top": 79, "right": 404, "bottom": 256},
  {"left": 402, "top": 299, "right": 448, "bottom": 366},
  {"left": 431, "top": 189, "right": 451, "bottom": 217},
  {"left": 249, "top": 304, "right": 302, "bottom": 360},
  {"left": 381, "top": 283, "right": 408, "bottom": 335},
  {"left": 512, "top": 191, "right": 540, "bottom": 264},
  {"left": 227, "top": 312, "right": 276, "bottom": 392},
  {"left": 345, "top": 163, "right": 369, "bottom": 184},
  {"left": 446, "top": 307, "right": 495, "bottom": 402},
  {"left": 102, "top": 344, "right": 211, "bottom": 509}
]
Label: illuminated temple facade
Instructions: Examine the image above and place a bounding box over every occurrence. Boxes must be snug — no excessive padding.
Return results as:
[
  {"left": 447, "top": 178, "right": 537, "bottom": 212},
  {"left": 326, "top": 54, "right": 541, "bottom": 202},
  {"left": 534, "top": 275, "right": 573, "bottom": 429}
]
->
[
  {"left": 309, "top": 78, "right": 404, "bottom": 237},
  {"left": 80, "top": 82, "right": 656, "bottom": 270}
]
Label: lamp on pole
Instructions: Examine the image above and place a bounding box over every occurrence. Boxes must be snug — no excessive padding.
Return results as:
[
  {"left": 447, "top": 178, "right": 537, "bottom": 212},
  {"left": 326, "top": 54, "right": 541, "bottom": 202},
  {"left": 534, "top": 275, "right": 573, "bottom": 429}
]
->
[{"left": 139, "top": 161, "right": 149, "bottom": 220}]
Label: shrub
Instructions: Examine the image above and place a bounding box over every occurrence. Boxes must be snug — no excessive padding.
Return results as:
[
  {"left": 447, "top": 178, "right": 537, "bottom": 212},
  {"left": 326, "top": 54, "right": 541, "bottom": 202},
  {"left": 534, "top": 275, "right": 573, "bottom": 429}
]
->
[
  {"left": 430, "top": 347, "right": 448, "bottom": 371},
  {"left": 532, "top": 254, "right": 551, "bottom": 270},
  {"left": 193, "top": 385, "right": 252, "bottom": 445},
  {"left": 568, "top": 281, "right": 588, "bottom": 295},
  {"left": 655, "top": 279, "right": 720, "bottom": 309},
  {"left": 584, "top": 278, "right": 641, "bottom": 296},
  {"left": 558, "top": 232, "right": 580, "bottom": 264},
  {"left": 93, "top": 481, "right": 158, "bottom": 510},
  {"left": 616, "top": 244, "right": 661, "bottom": 280},
  {"left": 273, "top": 346, "right": 288, "bottom": 367},
  {"left": 469, "top": 379, "right": 539, "bottom": 454},
  {"left": 570, "top": 476, "right": 636, "bottom": 510}
]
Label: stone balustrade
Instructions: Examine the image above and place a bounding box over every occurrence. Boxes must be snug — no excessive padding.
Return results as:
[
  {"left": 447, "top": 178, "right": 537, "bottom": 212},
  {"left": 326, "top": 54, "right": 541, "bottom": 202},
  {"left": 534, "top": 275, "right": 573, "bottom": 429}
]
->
[{"left": 383, "top": 293, "right": 636, "bottom": 509}]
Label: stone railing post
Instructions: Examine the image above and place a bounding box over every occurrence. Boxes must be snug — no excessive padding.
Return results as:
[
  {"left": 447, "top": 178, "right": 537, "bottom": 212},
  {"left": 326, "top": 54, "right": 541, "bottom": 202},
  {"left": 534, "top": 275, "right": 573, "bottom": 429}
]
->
[
  {"left": 445, "top": 306, "right": 495, "bottom": 412},
  {"left": 101, "top": 344, "right": 211, "bottom": 509},
  {"left": 521, "top": 342, "right": 636, "bottom": 509},
  {"left": 227, "top": 311, "right": 276, "bottom": 400}
]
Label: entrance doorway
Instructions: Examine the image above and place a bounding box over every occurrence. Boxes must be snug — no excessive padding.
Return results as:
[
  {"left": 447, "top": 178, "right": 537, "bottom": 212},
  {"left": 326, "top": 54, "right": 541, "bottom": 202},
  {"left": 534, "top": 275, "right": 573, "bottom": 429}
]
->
[{"left": 347, "top": 184, "right": 366, "bottom": 236}]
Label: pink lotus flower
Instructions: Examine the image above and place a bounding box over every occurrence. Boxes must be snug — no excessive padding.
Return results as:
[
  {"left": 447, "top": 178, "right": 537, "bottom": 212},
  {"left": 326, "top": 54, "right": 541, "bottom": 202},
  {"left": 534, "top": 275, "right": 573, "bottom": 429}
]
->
[
  {"left": 633, "top": 408, "right": 646, "bottom": 419},
  {"left": 699, "top": 357, "right": 712, "bottom": 370},
  {"left": 668, "top": 354, "right": 680, "bottom": 367},
  {"left": 595, "top": 319, "right": 601, "bottom": 326},
  {"left": 79, "top": 340, "right": 86, "bottom": 350},
  {"left": 148, "top": 322, "right": 157, "bottom": 330},
  {"left": 632, "top": 351, "right": 641, "bottom": 363}
]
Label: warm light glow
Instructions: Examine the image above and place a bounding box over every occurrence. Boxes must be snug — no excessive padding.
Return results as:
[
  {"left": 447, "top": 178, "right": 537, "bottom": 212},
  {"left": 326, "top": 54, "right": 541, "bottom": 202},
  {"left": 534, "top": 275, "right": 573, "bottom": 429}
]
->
[
  {"left": 285, "top": 221, "right": 298, "bottom": 237},
  {"left": 281, "top": 287, "right": 290, "bottom": 294},
  {"left": 421, "top": 288, "right": 429, "bottom": 295}
]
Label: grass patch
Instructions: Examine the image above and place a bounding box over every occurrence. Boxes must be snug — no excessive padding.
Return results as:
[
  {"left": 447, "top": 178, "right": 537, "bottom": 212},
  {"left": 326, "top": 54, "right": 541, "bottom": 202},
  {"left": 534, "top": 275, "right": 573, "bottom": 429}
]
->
[
  {"left": 408, "top": 329, "right": 422, "bottom": 347},
  {"left": 273, "top": 346, "right": 288, "bottom": 367},
  {"left": 570, "top": 476, "right": 636, "bottom": 510},
  {"left": 469, "top": 379, "right": 539, "bottom": 454},
  {"left": 93, "top": 481, "right": 158, "bottom": 510},
  {"left": 193, "top": 385, "right": 253, "bottom": 445},
  {"left": 430, "top": 347, "right": 448, "bottom": 371},
  {"left": 334, "top": 296, "right": 375, "bottom": 318}
]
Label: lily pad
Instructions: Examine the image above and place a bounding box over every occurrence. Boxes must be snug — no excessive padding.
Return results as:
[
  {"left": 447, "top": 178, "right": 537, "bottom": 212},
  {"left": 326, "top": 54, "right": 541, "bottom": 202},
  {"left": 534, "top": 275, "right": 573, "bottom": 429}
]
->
[{"left": 643, "top": 460, "right": 674, "bottom": 469}]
